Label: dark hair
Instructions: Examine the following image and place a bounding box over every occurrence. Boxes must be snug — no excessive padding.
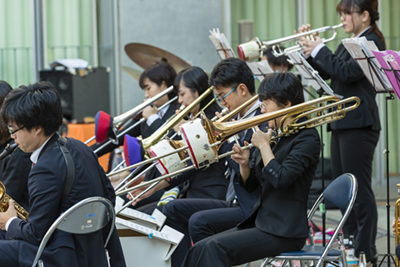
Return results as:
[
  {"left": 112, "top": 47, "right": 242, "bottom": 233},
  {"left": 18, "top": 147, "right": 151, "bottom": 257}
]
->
[
  {"left": 336, "top": 0, "right": 386, "bottom": 48},
  {"left": 209, "top": 58, "right": 255, "bottom": 95},
  {"left": 1, "top": 81, "right": 63, "bottom": 137},
  {"left": 262, "top": 48, "right": 293, "bottom": 71},
  {"left": 174, "top": 66, "right": 219, "bottom": 116},
  {"left": 0, "top": 81, "right": 13, "bottom": 144},
  {"left": 139, "top": 61, "right": 178, "bottom": 100},
  {"left": 258, "top": 72, "right": 304, "bottom": 107}
]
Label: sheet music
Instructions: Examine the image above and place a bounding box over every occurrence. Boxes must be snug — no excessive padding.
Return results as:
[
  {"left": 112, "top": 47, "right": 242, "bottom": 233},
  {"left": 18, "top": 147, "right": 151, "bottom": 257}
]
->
[
  {"left": 116, "top": 217, "right": 178, "bottom": 244},
  {"left": 246, "top": 61, "right": 274, "bottom": 82},
  {"left": 342, "top": 37, "right": 391, "bottom": 93},
  {"left": 209, "top": 28, "right": 236, "bottom": 59},
  {"left": 372, "top": 49, "right": 400, "bottom": 100},
  {"left": 286, "top": 52, "right": 336, "bottom": 96},
  {"left": 115, "top": 196, "right": 158, "bottom": 225}
]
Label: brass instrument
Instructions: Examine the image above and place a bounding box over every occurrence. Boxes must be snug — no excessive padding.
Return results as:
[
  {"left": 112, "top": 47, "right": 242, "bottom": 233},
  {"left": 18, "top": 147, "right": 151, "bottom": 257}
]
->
[
  {"left": 141, "top": 86, "right": 214, "bottom": 152},
  {"left": 117, "top": 95, "right": 360, "bottom": 196},
  {"left": 107, "top": 86, "right": 214, "bottom": 178},
  {"left": 237, "top": 23, "right": 343, "bottom": 61},
  {"left": 395, "top": 183, "right": 400, "bottom": 266},
  {"left": 85, "top": 86, "right": 175, "bottom": 145},
  {"left": 0, "top": 181, "right": 29, "bottom": 220}
]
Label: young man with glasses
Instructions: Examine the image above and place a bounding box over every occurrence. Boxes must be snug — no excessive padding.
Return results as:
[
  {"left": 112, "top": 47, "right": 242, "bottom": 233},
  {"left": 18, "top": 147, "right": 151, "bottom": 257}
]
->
[
  {"left": 161, "top": 57, "right": 266, "bottom": 267},
  {"left": 0, "top": 81, "right": 126, "bottom": 267}
]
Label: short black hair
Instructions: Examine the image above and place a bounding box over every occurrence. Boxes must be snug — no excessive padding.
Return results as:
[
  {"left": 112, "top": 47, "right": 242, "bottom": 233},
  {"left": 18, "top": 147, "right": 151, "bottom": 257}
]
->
[
  {"left": 209, "top": 58, "right": 255, "bottom": 95},
  {"left": 262, "top": 48, "right": 293, "bottom": 71},
  {"left": 1, "top": 81, "right": 63, "bottom": 137},
  {"left": 139, "top": 61, "right": 178, "bottom": 100},
  {"left": 258, "top": 72, "right": 304, "bottom": 107}
]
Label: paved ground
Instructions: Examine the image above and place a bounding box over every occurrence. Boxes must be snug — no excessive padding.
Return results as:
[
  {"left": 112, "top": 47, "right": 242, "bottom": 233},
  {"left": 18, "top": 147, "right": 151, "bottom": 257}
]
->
[{"left": 236, "top": 177, "right": 400, "bottom": 267}]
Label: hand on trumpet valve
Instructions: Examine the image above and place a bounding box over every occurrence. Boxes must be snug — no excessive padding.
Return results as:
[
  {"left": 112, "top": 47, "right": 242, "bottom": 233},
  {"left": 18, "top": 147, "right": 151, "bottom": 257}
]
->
[
  {"left": 126, "top": 182, "right": 156, "bottom": 206},
  {"left": 231, "top": 141, "right": 251, "bottom": 167},
  {"left": 142, "top": 105, "right": 159, "bottom": 119},
  {"left": 296, "top": 24, "right": 322, "bottom": 56},
  {"left": 0, "top": 199, "right": 17, "bottom": 230}
]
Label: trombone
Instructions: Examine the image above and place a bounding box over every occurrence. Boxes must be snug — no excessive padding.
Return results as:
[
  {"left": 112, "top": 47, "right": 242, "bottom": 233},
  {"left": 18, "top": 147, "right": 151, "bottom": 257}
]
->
[
  {"left": 109, "top": 86, "right": 216, "bottom": 194},
  {"left": 85, "top": 85, "right": 175, "bottom": 145},
  {"left": 117, "top": 96, "right": 360, "bottom": 195},
  {"left": 115, "top": 96, "right": 360, "bottom": 214},
  {"left": 108, "top": 93, "right": 258, "bottom": 177},
  {"left": 237, "top": 23, "right": 343, "bottom": 61}
]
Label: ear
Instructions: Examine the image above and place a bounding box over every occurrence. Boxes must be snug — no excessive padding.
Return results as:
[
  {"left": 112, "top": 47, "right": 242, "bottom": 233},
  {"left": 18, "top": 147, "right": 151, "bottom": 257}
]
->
[
  {"left": 284, "top": 101, "right": 292, "bottom": 108},
  {"left": 238, "top": 83, "right": 248, "bottom": 96},
  {"left": 161, "top": 81, "right": 168, "bottom": 90},
  {"left": 361, "top": 10, "right": 370, "bottom": 23}
]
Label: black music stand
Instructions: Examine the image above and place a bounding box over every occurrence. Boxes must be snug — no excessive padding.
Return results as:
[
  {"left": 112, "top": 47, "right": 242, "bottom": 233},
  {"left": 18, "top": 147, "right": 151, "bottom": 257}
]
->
[{"left": 354, "top": 50, "right": 398, "bottom": 267}]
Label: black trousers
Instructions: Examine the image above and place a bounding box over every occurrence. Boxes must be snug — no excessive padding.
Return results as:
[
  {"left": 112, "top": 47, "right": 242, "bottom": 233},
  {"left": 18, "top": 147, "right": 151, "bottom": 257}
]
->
[
  {"left": 331, "top": 128, "right": 379, "bottom": 261},
  {"left": 161, "top": 198, "right": 246, "bottom": 267},
  {"left": 181, "top": 227, "right": 305, "bottom": 267}
]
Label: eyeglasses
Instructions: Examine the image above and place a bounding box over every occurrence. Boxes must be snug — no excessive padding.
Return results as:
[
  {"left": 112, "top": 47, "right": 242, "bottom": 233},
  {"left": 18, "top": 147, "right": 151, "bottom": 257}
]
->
[
  {"left": 260, "top": 101, "right": 274, "bottom": 111},
  {"left": 8, "top": 126, "right": 25, "bottom": 135},
  {"left": 215, "top": 85, "right": 238, "bottom": 103},
  {"left": 338, "top": 11, "right": 360, "bottom": 19}
]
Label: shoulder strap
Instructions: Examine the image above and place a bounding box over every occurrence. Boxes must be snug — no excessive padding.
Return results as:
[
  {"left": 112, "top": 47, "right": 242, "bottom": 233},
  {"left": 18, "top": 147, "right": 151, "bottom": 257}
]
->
[{"left": 57, "top": 136, "right": 75, "bottom": 202}]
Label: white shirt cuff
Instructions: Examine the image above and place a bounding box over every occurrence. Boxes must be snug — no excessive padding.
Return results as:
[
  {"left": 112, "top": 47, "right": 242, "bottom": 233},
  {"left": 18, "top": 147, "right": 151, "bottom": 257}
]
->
[
  {"left": 311, "top": 43, "right": 325, "bottom": 58},
  {"left": 5, "top": 216, "right": 18, "bottom": 231},
  {"left": 146, "top": 114, "right": 159, "bottom": 127}
]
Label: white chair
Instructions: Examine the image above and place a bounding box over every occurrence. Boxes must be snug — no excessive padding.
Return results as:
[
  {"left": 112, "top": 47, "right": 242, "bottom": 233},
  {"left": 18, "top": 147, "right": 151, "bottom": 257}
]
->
[
  {"left": 262, "top": 173, "right": 358, "bottom": 267},
  {"left": 31, "top": 196, "right": 115, "bottom": 267}
]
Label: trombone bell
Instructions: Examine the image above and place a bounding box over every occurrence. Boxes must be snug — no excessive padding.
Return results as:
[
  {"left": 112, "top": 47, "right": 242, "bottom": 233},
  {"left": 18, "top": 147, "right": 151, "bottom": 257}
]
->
[{"left": 148, "top": 139, "right": 188, "bottom": 176}]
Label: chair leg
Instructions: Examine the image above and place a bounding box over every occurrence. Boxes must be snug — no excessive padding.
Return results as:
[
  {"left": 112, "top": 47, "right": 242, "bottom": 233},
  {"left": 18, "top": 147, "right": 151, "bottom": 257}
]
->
[{"left": 105, "top": 249, "right": 111, "bottom": 267}]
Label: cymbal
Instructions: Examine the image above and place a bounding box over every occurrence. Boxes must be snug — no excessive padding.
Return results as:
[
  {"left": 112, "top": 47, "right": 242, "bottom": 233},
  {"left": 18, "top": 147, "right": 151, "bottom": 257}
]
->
[
  {"left": 121, "top": 65, "right": 142, "bottom": 80},
  {"left": 125, "top": 43, "right": 190, "bottom": 73}
]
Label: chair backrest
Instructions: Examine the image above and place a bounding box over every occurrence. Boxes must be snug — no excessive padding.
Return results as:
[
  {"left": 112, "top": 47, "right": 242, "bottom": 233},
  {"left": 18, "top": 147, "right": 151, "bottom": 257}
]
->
[
  {"left": 310, "top": 173, "right": 358, "bottom": 267},
  {"left": 32, "top": 196, "right": 115, "bottom": 267}
]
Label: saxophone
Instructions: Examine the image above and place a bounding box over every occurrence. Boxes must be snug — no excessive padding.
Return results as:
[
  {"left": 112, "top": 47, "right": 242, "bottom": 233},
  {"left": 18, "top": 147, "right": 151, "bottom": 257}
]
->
[
  {"left": 0, "top": 143, "right": 29, "bottom": 220},
  {"left": 0, "top": 181, "right": 29, "bottom": 220},
  {"left": 395, "top": 184, "right": 400, "bottom": 266}
]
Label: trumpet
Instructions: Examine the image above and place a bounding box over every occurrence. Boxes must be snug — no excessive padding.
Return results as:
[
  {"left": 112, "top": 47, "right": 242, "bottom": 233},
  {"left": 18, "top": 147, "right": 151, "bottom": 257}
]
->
[
  {"left": 85, "top": 85, "right": 175, "bottom": 145},
  {"left": 237, "top": 23, "right": 343, "bottom": 61},
  {"left": 117, "top": 95, "right": 360, "bottom": 197}
]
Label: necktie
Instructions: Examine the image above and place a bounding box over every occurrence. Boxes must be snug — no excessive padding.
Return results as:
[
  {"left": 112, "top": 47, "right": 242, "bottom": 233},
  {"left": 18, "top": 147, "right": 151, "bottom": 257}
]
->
[{"left": 225, "top": 167, "right": 235, "bottom": 202}]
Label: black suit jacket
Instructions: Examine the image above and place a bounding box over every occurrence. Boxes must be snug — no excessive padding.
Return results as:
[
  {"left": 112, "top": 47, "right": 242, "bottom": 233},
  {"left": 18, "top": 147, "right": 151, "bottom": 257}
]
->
[
  {"left": 218, "top": 108, "right": 266, "bottom": 217},
  {"left": 0, "top": 140, "right": 31, "bottom": 211},
  {"left": 238, "top": 128, "right": 320, "bottom": 238},
  {"left": 6, "top": 134, "right": 126, "bottom": 267},
  {"left": 91, "top": 102, "right": 179, "bottom": 157},
  {"left": 308, "top": 31, "right": 385, "bottom": 131}
]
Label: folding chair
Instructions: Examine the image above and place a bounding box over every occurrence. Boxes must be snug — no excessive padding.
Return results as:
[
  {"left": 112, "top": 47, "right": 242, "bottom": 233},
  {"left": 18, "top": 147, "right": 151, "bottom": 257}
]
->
[
  {"left": 262, "top": 173, "right": 358, "bottom": 267},
  {"left": 31, "top": 196, "right": 115, "bottom": 267}
]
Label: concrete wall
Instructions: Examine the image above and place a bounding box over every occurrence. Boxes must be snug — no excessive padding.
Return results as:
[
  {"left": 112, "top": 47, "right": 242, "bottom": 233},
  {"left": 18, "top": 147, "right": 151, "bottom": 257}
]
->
[{"left": 117, "top": 0, "right": 223, "bottom": 113}]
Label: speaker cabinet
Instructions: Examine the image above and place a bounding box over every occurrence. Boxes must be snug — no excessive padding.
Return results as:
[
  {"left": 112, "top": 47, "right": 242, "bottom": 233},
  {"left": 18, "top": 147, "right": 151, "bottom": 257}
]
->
[{"left": 40, "top": 68, "right": 110, "bottom": 122}]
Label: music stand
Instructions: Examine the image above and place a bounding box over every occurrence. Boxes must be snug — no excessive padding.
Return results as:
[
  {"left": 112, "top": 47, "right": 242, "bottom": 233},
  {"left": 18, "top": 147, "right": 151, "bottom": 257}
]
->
[
  {"left": 286, "top": 51, "right": 343, "bottom": 246},
  {"left": 346, "top": 39, "right": 397, "bottom": 267}
]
